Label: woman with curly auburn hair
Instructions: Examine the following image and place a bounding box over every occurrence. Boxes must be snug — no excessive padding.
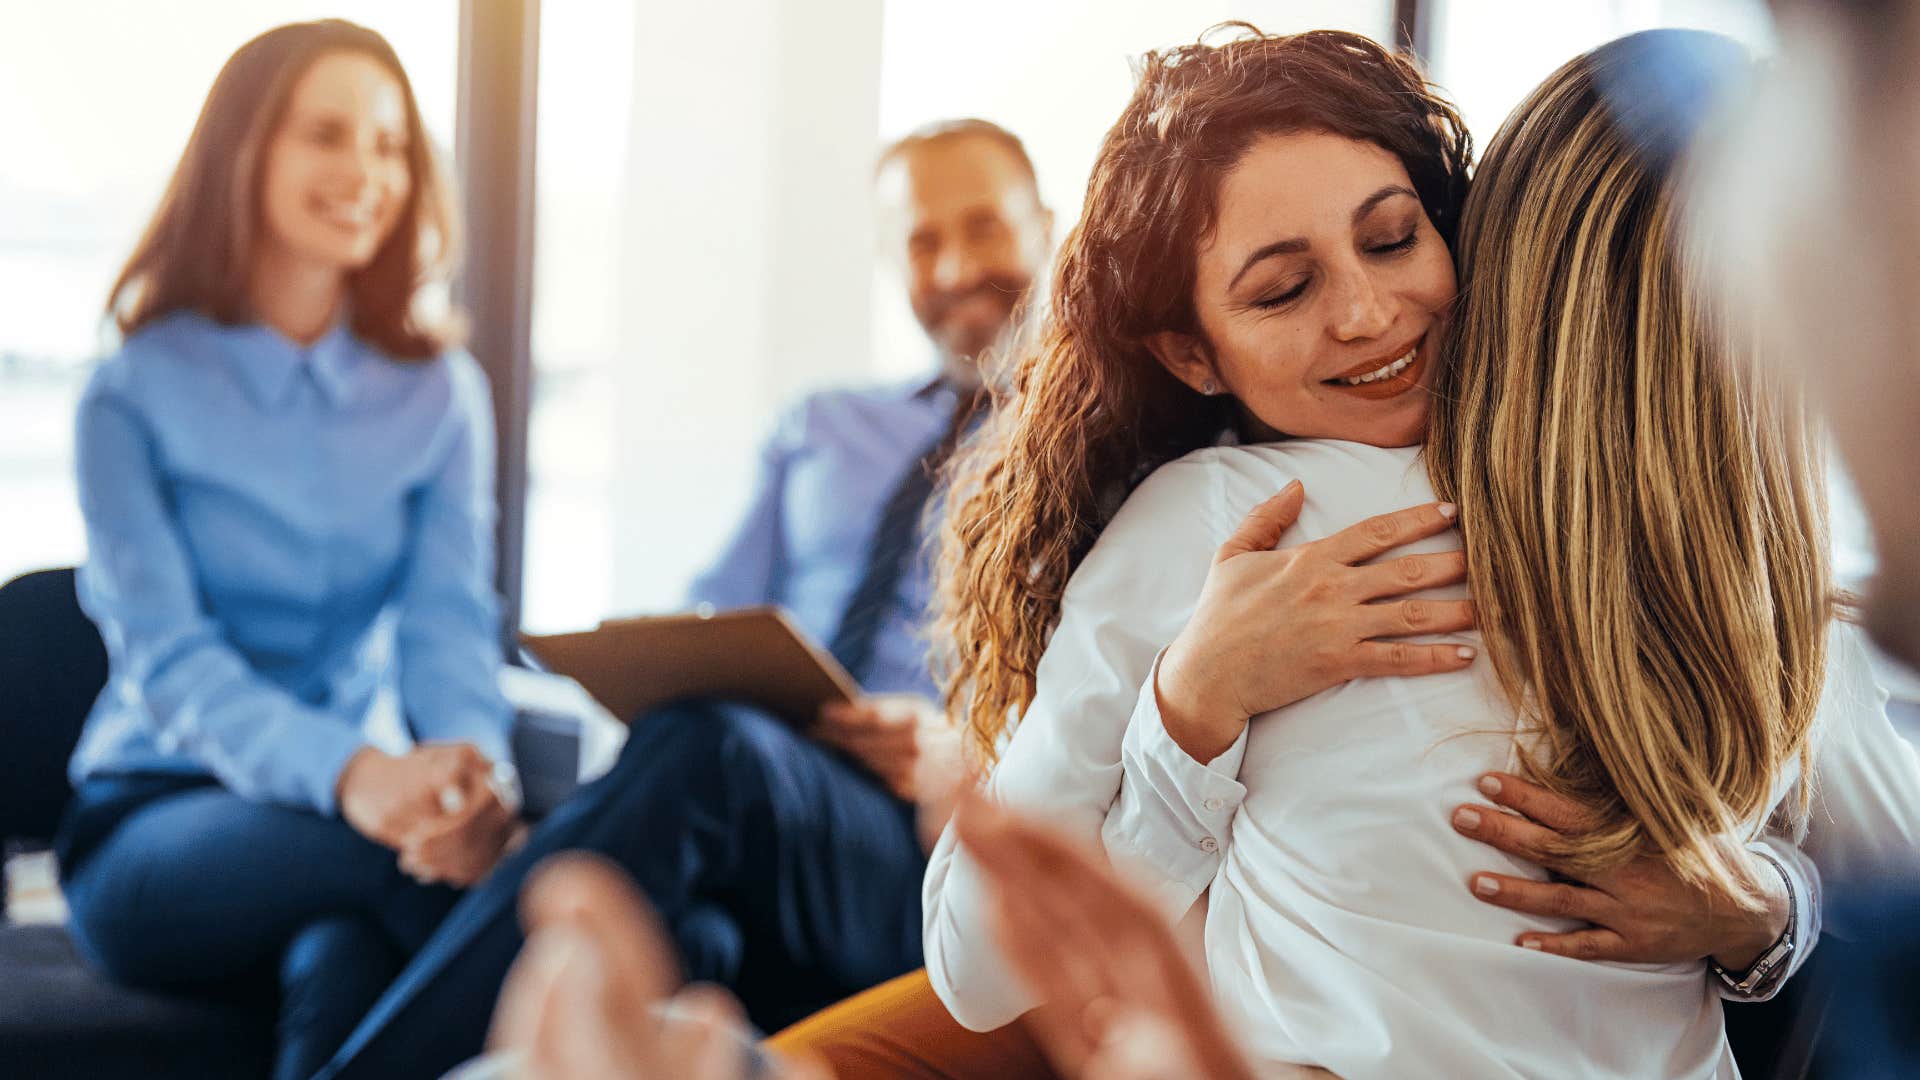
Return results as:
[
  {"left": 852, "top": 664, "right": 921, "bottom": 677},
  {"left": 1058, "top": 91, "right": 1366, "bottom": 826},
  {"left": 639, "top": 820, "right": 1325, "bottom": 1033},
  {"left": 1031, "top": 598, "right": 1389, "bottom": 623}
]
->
[{"left": 901, "top": 25, "right": 1920, "bottom": 1080}]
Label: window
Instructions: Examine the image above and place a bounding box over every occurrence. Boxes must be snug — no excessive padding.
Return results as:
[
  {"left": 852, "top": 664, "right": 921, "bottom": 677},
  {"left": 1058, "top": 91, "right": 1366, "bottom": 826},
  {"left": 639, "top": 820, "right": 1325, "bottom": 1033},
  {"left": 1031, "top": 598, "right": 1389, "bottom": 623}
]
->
[
  {"left": 0, "top": 1, "right": 458, "bottom": 586},
  {"left": 1424, "top": 0, "right": 1773, "bottom": 144},
  {"left": 519, "top": 0, "right": 635, "bottom": 633}
]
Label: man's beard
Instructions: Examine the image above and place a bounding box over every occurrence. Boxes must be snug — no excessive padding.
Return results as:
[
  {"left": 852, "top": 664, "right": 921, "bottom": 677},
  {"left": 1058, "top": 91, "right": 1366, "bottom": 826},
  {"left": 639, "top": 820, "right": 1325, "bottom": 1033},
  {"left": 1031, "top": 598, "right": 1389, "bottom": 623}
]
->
[{"left": 919, "top": 273, "right": 1032, "bottom": 361}]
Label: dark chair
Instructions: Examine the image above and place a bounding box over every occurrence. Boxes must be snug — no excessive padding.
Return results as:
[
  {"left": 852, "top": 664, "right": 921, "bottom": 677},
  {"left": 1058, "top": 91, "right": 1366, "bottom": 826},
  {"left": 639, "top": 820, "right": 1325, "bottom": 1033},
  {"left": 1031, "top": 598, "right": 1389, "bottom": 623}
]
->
[{"left": 0, "top": 567, "right": 273, "bottom": 1080}]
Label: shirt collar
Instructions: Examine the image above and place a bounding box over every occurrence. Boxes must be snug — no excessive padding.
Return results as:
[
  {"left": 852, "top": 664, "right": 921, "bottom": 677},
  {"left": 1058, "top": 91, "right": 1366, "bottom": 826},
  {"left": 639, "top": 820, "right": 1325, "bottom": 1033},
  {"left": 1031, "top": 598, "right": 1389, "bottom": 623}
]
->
[
  {"left": 304, "top": 324, "right": 360, "bottom": 406},
  {"left": 222, "top": 319, "right": 359, "bottom": 410},
  {"left": 910, "top": 370, "right": 953, "bottom": 402}
]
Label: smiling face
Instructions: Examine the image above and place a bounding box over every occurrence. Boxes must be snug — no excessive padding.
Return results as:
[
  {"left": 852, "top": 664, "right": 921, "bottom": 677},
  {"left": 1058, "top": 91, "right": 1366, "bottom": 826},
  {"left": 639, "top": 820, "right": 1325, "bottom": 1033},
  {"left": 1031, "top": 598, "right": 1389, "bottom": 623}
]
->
[
  {"left": 877, "top": 133, "right": 1053, "bottom": 379},
  {"left": 1148, "top": 131, "right": 1457, "bottom": 447},
  {"left": 257, "top": 50, "right": 414, "bottom": 274}
]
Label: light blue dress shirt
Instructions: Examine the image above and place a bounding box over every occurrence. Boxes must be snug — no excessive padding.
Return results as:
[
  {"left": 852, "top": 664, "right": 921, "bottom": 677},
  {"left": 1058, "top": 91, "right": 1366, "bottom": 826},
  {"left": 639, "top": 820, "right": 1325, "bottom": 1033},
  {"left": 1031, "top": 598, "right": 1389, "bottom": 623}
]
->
[
  {"left": 70, "top": 311, "right": 514, "bottom": 815},
  {"left": 687, "top": 373, "right": 957, "bottom": 700}
]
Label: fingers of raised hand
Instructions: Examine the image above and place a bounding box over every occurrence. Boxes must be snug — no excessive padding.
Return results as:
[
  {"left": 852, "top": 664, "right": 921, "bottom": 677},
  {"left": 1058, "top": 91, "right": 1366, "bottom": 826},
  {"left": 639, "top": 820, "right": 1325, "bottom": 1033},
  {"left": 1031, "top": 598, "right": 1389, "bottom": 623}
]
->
[
  {"left": 1474, "top": 772, "right": 1601, "bottom": 835},
  {"left": 1515, "top": 927, "right": 1630, "bottom": 962},
  {"left": 1216, "top": 481, "right": 1306, "bottom": 561},
  {"left": 1349, "top": 550, "right": 1469, "bottom": 601},
  {"left": 1468, "top": 872, "right": 1616, "bottom": 924},
  {"left": 1322, "top": 501, "right": 1459, "bottom": 565},
  {"left": 522, "top": 854, "right": 680, "bottom": 1009},
  {"left": 654, "top": 984, "right": 752, "bottom": 1078},
  {"left": 1361, "top": 597, "right": 1476, "bottom": 639},
  {"left": 489, "top": 920, "right": 592, "bottom": 1066},
  {"left": 1348, "top": 640, "right": 1477, "bottom": 679},
  {"left": 1450, "top": 802, "right": 1563, "bottom": 866}
]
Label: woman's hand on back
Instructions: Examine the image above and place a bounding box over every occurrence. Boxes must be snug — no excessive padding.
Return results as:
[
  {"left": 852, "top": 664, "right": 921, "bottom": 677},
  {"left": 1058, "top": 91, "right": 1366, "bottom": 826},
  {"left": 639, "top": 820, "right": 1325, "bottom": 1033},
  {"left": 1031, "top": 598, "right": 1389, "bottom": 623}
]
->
[
  {"left": 1452, "top": 771, "right": 1791, "bottom": 969},
  {"left": 1155, "top": 481, "right": 1477, "bottom": 763}
]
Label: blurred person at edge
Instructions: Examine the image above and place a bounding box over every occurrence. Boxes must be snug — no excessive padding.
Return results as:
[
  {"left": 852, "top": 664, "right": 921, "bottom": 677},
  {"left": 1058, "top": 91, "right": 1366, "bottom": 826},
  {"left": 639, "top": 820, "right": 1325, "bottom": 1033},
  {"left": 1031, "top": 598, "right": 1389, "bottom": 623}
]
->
[
  {"left": 1695, "top": 0, "right": 1920, "bottom": 673},
  {"left": 1694, "top": 2, "right": 1920, "bottom": 1076},
  {"left": 312, "top": 119, "right": 1160, "bottom": 1079},
  {"left": 57, "top": 20, "right": 519, "bottom": 1080}
]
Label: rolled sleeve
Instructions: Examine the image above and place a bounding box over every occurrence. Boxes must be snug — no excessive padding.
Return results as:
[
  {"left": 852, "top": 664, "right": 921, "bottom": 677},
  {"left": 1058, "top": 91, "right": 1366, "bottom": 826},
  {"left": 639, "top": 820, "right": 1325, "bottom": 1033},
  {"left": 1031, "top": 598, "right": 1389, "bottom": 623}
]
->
[{"left": 1104, "top": 651, "right": 1249, "bottom": 918}]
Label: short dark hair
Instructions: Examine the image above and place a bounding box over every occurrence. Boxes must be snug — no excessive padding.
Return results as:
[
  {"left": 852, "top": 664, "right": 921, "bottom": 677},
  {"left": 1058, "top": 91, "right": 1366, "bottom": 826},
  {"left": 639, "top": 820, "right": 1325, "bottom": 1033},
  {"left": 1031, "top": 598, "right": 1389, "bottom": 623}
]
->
[{"left": 875, "top": 118, "right": 1039, "bottom": 190}]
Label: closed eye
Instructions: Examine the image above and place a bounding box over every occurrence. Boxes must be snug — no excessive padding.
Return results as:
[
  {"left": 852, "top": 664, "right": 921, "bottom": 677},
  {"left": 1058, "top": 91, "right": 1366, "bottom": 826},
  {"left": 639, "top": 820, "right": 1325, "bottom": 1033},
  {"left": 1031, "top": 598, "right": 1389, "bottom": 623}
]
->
[{"left": 1253, "top": 279, "right": 1310, "bottom": 310}]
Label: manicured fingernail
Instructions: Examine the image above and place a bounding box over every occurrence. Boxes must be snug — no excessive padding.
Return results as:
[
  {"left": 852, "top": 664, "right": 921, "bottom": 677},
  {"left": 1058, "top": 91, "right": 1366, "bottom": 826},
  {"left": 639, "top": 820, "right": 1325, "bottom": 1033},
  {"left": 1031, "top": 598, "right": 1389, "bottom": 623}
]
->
[
  {"left": 1437, "top": 502, "right": 1458, "bottom": 520},
  {"left": 1457, "top": 646, "right": 1476, "bottom": 661},
  {"left": 1453, "top": 807, "right": 1481, "bottom": 830},
  {"left": 1475, "top": 875, "right": 1500, "bottom": 896},
  {"left": 1521, "top": 938, "right": 1543, "bottom": 950},
  {"left": 1478, "top": 774, "right": 1502, "bottom": 797}
]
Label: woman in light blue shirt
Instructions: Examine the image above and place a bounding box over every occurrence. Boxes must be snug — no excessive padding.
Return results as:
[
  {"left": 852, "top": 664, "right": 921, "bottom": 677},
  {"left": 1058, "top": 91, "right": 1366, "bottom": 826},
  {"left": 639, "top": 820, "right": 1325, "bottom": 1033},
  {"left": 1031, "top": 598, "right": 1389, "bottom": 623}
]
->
[{"left": 56, "top": 20, "right": 518, "bottom": 1080}]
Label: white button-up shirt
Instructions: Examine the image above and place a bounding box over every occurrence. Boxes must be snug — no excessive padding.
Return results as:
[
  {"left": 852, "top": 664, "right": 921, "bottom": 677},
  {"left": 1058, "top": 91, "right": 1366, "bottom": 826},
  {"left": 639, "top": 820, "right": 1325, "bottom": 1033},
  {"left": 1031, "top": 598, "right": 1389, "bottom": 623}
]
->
[{"left": 923, "top": 440, "right": 1920, "bottom": 1078}]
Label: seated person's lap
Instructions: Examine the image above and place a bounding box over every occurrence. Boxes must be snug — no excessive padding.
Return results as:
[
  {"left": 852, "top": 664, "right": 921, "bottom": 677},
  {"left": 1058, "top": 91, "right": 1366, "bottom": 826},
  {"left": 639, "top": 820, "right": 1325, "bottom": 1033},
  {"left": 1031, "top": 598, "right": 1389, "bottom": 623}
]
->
[
  {"left": 767, "top": 968, "right": 1054, "bottom": 1080},
  {"left": 58, "top": 774, "right": 456, "bottom": 989}
]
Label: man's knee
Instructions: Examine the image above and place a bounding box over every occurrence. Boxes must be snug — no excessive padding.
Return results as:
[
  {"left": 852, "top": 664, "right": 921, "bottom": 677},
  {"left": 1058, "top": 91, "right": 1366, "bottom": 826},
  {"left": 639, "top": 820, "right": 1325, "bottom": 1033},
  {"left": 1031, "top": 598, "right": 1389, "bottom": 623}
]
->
[{"left": 624, "top": 703, "right": 799, "bottom": 790}]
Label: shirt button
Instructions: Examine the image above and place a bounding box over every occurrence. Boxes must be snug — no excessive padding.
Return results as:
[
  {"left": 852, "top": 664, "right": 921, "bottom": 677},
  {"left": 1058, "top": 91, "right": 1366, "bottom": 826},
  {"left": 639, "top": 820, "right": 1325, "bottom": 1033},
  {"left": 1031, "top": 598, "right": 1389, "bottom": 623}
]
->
[
  {"left": 1204, "top": 797, "right": 1224, "bottom": 812},
  {"left": 1198, "top": 836, "right": 1219, "bottom": 854}
]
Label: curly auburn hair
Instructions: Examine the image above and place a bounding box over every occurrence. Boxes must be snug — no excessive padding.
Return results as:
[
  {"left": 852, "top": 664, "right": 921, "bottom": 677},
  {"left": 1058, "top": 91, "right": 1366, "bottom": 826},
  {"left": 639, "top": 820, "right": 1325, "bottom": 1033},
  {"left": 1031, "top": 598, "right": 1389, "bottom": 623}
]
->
[{"left": 935, "top": 25, "right": 1472, "bottom": 762}]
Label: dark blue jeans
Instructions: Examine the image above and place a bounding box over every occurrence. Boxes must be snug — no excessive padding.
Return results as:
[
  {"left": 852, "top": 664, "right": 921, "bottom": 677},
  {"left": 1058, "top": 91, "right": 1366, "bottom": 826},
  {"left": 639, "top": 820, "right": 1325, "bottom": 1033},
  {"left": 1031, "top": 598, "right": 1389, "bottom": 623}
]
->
[
  {"left": 57, "top": 774, "right": 461, "bottom": 1080},
  {"left": 316, "top": 702, "right": 928, "bottom": 1080}
]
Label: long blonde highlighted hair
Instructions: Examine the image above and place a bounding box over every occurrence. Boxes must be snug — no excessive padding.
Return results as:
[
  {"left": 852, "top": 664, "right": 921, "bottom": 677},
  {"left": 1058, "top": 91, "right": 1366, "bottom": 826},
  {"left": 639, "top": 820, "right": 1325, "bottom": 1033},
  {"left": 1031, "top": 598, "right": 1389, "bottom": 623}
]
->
[{"left": 1426, "top": 30, "right": 1831, "bottom": 901}]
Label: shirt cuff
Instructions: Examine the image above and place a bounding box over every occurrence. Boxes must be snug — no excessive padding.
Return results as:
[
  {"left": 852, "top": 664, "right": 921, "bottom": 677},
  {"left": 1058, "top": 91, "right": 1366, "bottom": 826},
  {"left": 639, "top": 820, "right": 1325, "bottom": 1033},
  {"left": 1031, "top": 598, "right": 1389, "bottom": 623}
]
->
[
  {"left": 1714, "top": 839, "right": 1820, "bottom": 1002},
  {"left": 306, "top": 721, "right": 379, "bottom": 818},
  {"left": 1103, "top": 651, "right": 1251, "bottom": 917}
]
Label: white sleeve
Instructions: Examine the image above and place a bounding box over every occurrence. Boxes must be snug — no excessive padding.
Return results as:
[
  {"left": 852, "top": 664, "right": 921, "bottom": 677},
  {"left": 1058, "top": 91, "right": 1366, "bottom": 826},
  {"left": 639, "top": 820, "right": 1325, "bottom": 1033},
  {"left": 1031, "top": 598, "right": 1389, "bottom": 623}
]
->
[
  {"left": 1796, "top": 621, "right": 1920, "bottom": 908},
  {"left": 1720, "top": 621, "right": 1920, "bottom": 1001},
  {"left": 1715, "top": 836, "right": 1821, "bottom": 1001},
  {"left": 1102, "top": 651, "right": 1250, "bottom": 920},
  {"left": 922, "top": 455, "right": 1229, "bottom": 1032}
]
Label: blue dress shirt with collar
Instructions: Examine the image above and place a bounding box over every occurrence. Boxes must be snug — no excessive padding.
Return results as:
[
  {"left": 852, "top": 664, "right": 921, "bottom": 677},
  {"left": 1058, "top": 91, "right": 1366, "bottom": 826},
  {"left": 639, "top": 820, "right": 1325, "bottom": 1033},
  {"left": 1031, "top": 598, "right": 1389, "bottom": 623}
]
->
[
  {"left": 69, "top": 311, "right": 514, "bottom": 815},
  {"left": 686, "top": 372, "right": 958, "bottom": 700}
]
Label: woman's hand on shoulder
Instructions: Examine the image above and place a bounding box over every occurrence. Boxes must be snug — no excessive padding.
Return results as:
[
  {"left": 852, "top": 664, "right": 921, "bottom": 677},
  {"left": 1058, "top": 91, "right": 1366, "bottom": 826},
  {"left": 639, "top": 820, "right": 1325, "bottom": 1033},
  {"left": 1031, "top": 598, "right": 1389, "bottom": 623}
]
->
[{"left": 1155, "top": 481, "right": 1476, "bottom": 763}]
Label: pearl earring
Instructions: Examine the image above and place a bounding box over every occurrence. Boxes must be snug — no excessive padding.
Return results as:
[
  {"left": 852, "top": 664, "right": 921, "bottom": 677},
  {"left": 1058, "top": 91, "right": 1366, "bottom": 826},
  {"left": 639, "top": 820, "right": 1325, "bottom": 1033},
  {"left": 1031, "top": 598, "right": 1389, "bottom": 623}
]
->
[{"left": 1201, "top": 379, "right": 1219, "bottom": 396}]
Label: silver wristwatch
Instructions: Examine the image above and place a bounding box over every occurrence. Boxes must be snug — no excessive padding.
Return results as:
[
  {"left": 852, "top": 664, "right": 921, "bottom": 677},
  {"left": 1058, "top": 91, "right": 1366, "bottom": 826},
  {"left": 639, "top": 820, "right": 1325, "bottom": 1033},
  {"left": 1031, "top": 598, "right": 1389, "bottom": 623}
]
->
[{"left": 1708, "top": 849, "right": 1797, "bottom": 997}]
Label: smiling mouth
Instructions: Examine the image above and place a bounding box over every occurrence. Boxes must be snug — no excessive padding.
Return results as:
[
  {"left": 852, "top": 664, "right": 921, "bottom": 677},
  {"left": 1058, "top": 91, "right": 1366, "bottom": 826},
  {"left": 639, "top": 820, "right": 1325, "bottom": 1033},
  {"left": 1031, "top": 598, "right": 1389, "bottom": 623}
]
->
[
  {"left": 311, "top": 196, "right": 381, "bottom": 232},
  {"left": 1326, "top": 341, "right": 1419, "bottom": 386},
  {"left": 1320, "top": 335, "right": 1431, "bottom": 400}
]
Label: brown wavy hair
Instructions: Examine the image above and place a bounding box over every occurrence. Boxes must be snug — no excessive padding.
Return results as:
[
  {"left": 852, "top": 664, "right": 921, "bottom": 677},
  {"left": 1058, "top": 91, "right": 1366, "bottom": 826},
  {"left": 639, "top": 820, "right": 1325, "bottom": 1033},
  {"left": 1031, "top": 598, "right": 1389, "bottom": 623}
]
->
[
  {"left": 1426, "top": 31, "right": 1829, "bottom": 900},
  {"left": 107, "top": 19, "right": 461, "bottom": 359},
  {"left": 936, "top": 26, "right": 1472, "bottom": 762}
]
